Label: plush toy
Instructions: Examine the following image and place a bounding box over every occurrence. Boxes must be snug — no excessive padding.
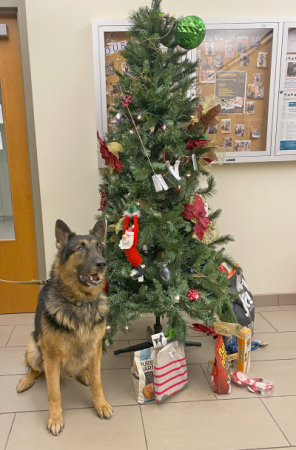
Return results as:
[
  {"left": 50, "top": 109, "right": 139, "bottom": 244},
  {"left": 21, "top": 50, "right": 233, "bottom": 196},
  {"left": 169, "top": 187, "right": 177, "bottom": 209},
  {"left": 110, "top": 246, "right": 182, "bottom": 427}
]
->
[
  {"left": 231, "top": 371, "right": 273, "bottom": 395},
  {"left": 119, "top": 207, "right": 145, "bottom": 282}
]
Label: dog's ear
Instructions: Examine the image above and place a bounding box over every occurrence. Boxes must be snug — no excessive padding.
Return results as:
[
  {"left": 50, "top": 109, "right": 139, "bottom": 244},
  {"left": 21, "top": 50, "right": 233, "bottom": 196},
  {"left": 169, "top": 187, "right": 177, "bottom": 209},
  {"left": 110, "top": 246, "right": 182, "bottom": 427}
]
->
[
  {"left": 90, "top": 220, "right": 106, "bottom": 242},
  {"left": 55, "top": 220, "right": 73, "bottom": 249}
]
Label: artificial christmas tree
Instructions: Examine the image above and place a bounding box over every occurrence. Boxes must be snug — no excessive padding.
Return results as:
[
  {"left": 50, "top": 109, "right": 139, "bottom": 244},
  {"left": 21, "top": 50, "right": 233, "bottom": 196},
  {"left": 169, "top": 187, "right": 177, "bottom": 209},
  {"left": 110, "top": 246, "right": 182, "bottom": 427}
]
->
[{"left": 98, "top": 0, "right": 238, "bottom": 348}]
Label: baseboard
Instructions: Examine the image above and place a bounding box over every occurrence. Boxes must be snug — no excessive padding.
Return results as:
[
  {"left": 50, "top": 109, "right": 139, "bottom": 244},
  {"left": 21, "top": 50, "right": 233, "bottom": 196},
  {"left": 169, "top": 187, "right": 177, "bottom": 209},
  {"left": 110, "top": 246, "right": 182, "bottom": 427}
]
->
[{"left": 253, "top": 293, "right": 296, "bottom": 306}]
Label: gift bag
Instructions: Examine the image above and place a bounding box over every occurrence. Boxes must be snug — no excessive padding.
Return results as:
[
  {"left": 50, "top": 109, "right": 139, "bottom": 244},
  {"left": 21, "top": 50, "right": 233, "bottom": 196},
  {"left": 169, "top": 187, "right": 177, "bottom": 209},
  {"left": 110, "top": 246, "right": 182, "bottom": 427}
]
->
[
  {"left": 131, "top": 347, "right": 155, "bottom": 404},
  {"left": 228, "top": 269, "right": 255, "bottom": 331},
  {"left": 225, "top": 269, "right": 255, "bottom": 352},
  {"left": 152, "top": 342, "right": 188, "bottom": 403}
]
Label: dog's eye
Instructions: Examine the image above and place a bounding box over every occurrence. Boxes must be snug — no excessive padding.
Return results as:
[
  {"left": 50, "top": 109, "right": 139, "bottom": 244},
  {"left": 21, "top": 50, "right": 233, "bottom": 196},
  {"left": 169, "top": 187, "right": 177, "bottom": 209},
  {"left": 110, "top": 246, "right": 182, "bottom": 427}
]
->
[
  {"left": 95, "top": 242, "right": 102, "bottom": 250},
  {"left": 76, "top": 246, "right": 84, "bottom": 252}
]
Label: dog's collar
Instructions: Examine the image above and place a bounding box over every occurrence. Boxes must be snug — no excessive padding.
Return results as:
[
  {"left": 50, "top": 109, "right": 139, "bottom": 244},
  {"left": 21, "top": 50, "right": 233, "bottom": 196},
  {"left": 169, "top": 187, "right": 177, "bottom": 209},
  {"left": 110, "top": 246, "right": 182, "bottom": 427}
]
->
[
  {"left": 64, "top": 296, "right": 91, "bottom": 308},
  {"left": 54, "top": 288, "right": 90, "bottom": 308},
  {"left": 71, "top": 300, "right": 83, "bottom": 307}
]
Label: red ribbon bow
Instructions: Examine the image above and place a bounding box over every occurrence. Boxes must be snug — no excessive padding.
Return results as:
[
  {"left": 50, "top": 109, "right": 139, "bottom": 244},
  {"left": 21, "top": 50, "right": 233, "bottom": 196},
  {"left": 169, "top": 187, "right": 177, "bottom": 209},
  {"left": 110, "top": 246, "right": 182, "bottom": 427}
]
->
[
  {"left": 181, "top": 194, "right": 210, "bottom": 240},
  {"left": 190, "top": 323, "right": 218, "bottom": 339},
  {"left": 185, "top": 139, "right": 210, "bottom": 150},
  {"left": 187, "top": 289, "right": 200, "bottom": 301},
  {"left": 97, "top": 132, "right": 124, "bottom": 173}
]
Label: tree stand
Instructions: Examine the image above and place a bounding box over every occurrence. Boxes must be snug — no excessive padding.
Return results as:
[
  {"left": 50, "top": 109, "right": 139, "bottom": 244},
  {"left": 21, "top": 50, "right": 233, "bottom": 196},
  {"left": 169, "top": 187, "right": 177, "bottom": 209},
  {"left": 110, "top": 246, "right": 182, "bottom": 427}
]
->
[{"left": 114, "top": 314, "right": 201, "bottom": 355}]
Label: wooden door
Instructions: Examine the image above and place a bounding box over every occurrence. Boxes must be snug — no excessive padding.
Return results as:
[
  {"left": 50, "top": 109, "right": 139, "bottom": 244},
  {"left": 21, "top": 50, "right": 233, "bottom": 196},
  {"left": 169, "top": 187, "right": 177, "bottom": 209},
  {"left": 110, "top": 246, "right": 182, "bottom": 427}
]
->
[{"left": 0, "top": 16, "right": 39, "bottom": 314}]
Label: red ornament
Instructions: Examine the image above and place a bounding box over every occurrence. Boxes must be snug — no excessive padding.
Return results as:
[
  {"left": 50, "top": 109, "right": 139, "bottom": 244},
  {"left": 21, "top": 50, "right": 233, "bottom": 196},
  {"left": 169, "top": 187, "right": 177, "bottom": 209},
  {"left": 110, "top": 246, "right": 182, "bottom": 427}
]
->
[
  {"left": 121, "top": 92, "right": 132, "bottom": 108},
  {"left": 182, "top": 194, "right": 210, "bottom": 241},
  {"left": 97, "top": 132, "right": 124, "bottom": 173},
  {"left": 185, "top": 139, "right": 210, "bottom": 150},
  {"left": 187, "top": 289, "right": 200, "bottom": 301},
  {"left": 98, "top": 189, "right": 107, "bottom": 211},
  {"left": 218, "top": 264, "right": 228, "bottom": 274}
]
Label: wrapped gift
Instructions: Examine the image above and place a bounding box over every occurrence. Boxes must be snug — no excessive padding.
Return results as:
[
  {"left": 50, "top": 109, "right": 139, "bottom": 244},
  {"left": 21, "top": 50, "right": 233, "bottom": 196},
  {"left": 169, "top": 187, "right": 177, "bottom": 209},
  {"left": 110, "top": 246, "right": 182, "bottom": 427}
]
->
[{"left": 152, "top": 342, "right": 188, "bottom": 403}]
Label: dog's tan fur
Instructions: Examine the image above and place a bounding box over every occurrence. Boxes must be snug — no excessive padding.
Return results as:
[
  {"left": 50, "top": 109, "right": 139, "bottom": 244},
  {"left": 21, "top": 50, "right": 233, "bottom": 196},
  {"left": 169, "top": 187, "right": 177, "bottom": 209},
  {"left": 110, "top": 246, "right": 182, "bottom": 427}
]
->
[{"left": 17, "top": 220, "right": 112, "bottom": 436}]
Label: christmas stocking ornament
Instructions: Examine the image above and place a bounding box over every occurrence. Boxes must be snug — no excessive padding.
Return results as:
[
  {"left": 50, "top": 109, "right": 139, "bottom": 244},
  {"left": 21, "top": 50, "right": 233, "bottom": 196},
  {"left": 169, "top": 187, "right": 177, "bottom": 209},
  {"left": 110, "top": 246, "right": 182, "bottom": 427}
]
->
[{"left": 119, "top": 207, "right": 145, "bottom": 282}]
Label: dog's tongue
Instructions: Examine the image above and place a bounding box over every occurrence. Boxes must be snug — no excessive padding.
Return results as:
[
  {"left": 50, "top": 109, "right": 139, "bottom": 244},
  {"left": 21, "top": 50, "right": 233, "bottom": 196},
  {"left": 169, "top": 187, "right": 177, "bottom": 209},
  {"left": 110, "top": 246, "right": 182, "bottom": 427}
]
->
[{"left": 90, "top": 273, "right": 100, "bottom": 281}]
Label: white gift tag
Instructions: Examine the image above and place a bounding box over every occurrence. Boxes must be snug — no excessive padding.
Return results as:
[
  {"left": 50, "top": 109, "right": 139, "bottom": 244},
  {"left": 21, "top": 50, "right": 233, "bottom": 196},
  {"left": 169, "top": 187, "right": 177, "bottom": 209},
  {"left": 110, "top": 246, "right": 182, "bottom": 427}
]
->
[
  {"left": 165, "top": 160, "right": 181, "bottom": 180},
  {"left": 151, "top": 332, "right": 167, "bottom": 348},
  {"left": 169, "top": 347, "right": 176, "bottom": 359},
  {"left": 192, "top": 154, "right": 197, "bottom": 170},
  {"left": 152, "top": 174, "right": 169, "bottom": 192}
]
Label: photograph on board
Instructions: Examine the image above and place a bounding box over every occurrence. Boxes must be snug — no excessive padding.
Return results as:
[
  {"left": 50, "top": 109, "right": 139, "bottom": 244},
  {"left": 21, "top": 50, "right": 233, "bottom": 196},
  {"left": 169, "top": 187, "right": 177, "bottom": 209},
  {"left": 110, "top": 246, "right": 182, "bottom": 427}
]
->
[
  {"left": 247, "top": 84, "right": 256, "bottom": 99},
  {"left": 246, "top": 101, "right": 255, "bottom": 114},
  {"left": 251, "top": 37, "right": 260, "bottom": 49},
  {"left": 221, "top": 119, "right": 231, "bottom": 133},
  {"left": 257, "top": 52, "right": 268, "bottom": 68},
  {"left": 255, "top": 86, "right": 264, "bottom": 99},
  {"left": 253, "top": 73, "right": 263, "bottom": 85},
  {"left": 234, "top": 140, "right": 242, "bottom": 152},
  {"left": 222, "top": 137, "right": 233, "bottom": 150},
  {"left": 251, "top": 126, "right": 261, "bottom": 138},
  {"left": 235, "top": 124, "right": 245, "bottom": 137},
  {"left": 237, "top": 36, "right": 248, "bottom": 53}
]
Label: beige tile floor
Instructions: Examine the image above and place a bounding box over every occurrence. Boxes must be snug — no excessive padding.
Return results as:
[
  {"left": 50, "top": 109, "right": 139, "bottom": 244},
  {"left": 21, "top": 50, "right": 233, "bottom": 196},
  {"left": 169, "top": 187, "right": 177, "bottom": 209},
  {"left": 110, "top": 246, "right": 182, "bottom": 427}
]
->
[{"left": 0, "top": 306, "right": 296, "bottom": 449}]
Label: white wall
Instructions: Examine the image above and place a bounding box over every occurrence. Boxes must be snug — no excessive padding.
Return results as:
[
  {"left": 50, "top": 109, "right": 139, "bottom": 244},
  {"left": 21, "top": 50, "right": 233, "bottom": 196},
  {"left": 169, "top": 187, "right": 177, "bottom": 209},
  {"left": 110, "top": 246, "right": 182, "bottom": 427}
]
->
[{"left": 24, "top": 0, "right": 296, "bottom": 294}]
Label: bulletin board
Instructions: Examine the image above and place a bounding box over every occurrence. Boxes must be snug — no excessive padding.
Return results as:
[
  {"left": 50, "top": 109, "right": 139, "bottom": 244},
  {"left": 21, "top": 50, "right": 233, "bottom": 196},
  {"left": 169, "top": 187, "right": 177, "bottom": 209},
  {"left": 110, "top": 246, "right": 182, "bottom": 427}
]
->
[
  {"left": 104, "top": 31, "right": 131, "bottom": 132},
  {"left": 195, "top": 27, "right": 274, "bottom": 154},
  {"left": 92, "top": 17, "right": 296, "bottom": 163}
]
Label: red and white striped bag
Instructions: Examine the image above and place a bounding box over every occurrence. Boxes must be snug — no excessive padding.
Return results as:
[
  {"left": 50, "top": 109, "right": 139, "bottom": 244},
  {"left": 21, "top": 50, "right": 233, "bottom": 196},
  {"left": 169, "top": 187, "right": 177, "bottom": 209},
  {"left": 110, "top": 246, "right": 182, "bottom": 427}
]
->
[{"left": 152, "top": 342, "right": 188, "bottom": 403}]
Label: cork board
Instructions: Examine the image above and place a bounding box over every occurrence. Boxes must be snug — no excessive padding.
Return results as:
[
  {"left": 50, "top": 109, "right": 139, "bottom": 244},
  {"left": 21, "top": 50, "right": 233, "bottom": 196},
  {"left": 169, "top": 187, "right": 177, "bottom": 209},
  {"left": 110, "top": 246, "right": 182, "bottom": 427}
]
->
[
  {"left": 196, "top": 28, "right": 274, "bottom": 152},
  {"left": 104, "top": 31, "right": 131, "bottom": 131},
  {"left": 103, "top": 28, "right": 273, "bottom": 153}
]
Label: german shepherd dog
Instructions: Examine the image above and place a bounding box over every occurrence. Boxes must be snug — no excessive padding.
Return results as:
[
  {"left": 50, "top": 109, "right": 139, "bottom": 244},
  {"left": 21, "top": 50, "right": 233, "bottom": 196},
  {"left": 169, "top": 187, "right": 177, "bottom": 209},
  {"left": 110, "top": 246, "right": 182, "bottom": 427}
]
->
[{"left": 17, "top": 219, "right": 112, "bottom": 436}]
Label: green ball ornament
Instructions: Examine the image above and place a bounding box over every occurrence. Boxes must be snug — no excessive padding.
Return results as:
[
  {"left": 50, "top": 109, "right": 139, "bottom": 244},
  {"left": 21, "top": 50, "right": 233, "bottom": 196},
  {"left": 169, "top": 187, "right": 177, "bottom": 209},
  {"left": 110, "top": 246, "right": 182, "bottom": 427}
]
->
[{"left": 175, "top": 16, "right": 206, "bottom": 50}]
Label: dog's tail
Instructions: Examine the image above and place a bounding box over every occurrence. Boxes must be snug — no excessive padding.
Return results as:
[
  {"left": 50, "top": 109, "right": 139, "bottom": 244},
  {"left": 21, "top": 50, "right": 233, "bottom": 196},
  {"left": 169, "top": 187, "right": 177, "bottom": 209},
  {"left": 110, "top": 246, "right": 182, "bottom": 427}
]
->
[{"left": 25, "top": 333, "right": 44, "bottom": 372}]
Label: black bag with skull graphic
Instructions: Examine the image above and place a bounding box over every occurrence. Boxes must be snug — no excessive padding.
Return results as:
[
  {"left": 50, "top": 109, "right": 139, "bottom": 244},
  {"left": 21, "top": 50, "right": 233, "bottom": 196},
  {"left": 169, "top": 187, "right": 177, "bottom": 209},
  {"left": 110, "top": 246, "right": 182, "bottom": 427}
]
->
[{"left": 228, "top": 270, "right": 255, "bottom": 332}]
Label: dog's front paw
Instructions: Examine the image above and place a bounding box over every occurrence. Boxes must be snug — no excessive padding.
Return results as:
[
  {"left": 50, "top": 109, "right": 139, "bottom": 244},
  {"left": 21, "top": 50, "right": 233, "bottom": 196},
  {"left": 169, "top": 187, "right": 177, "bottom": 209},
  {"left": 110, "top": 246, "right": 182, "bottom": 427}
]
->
[
  {"left": 16, "top": 376, "right": 35, "bottom": 393},
  {"left": 47, "top": 416, "right": 64, "bottom": 436},
  {"left": 94, "top": 400, "right": 113, "bottom": 420}
]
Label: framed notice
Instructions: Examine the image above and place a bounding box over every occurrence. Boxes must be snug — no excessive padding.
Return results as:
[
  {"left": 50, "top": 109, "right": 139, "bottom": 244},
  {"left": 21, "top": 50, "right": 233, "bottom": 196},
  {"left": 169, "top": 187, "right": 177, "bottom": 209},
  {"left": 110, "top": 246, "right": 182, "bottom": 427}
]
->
[{"left": 275, "top": 23, "right": 296, "bottom": 156}]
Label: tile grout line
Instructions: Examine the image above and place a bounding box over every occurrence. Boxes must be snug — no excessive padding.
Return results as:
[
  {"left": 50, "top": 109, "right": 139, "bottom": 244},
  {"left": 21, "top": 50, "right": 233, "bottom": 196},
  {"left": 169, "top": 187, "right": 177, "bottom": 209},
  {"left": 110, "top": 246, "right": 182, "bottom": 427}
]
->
[
  {"left": 5, "top": 325, "right": 15, "bottom": 347},
  {"left": 256, "top": 312, "right": 278, "bottom": 332},
  {"left": 4, "top": 412, "right": 16, "bottom": 450},
  {"left": 260, "top": 397, "right": 292, "bottom": 446},
  {"left": 3, "top": 394, "right": 296, "bottom": 416},
  {"left": 239, "top": 446, "right": 292, "bottom": 450},
  {"left": 200, "top": 363, "right": 218, "bottom": 400},
  {"left": 139, "top": 405, "right": 149, "bottom": 450}
]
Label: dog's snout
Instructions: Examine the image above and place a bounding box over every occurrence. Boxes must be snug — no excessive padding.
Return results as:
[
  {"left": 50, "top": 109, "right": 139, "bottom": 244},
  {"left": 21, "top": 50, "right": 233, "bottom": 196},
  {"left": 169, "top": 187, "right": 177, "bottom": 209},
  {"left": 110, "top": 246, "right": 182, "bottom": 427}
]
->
[{"left": 95, "top": 258, "right": 107, "bottom": 269}]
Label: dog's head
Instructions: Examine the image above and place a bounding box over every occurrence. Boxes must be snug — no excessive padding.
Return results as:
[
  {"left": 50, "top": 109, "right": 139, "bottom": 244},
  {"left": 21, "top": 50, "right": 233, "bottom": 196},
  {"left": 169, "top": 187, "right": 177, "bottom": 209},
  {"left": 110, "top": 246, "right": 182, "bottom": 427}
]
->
[{"left": 54, "top": 219, "right": 107, "bottom": 291}]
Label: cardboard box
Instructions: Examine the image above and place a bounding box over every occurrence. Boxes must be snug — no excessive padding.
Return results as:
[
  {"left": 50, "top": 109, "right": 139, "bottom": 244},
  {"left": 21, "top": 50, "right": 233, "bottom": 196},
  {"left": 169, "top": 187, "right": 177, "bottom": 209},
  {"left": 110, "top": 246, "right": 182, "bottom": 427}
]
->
[{"left": 237, "top": 327, "right": 252, "bottom": 373}]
